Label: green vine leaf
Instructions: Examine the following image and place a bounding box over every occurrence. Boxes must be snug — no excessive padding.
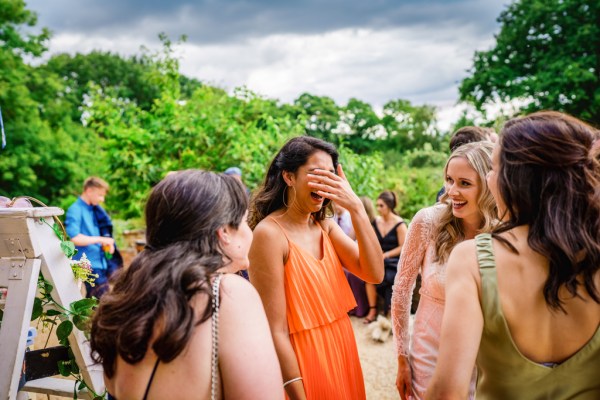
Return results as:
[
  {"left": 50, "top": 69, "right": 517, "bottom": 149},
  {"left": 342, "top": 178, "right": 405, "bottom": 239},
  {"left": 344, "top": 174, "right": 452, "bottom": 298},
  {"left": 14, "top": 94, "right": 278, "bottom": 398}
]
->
[
  {"left": 31, "top": 297, "right": 43, "bottom": 321},
  {"left": 60, "top": 241, "right": 77, "bottom": 258},
  {"left": 70, "top": 298, "right": 97, "bottom": 314},
  {"left": 57, "top": 360, "right": 72, "bottom": 377},
  {"left": 51, "top": 221, "right": 63, "bottom": 239},
  {"left": 43, "top": 280, "right": 53, "bottom": 293},
  {"left": 72, "top": 315, "right": 89, "bottom": 331},
  {"left": 57, "top": 320, "right": 74, "bottom": 341},
  {"left": 45, "top": 309, "right": 63, "bottom": 317}
]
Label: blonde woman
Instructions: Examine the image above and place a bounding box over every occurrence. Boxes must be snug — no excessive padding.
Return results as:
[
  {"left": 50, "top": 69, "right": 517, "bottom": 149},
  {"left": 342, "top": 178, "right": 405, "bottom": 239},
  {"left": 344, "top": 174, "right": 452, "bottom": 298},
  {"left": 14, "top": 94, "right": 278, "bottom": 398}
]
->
[{"left": 392, "top": 142, "right": 497, "bottom": 400}]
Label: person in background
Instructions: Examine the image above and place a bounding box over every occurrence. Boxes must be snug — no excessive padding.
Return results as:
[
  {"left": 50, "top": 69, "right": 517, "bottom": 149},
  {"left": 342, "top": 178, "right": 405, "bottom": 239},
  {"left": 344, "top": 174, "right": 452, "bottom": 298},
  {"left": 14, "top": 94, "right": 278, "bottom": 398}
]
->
[
  {"left": 392, "top": 142, "right": 496, "bottom": 400},
  {"left": 93, "top": 204, "right": 123, "bottom": 288},
  {"left": 249, "top": 136, "right": 383, "bottom": 400},
  {"left": 66, "top": 177, "right": 115, "bottom": 298},
  {"left": 360, "top": 196, "right": 376, "bottom": 223},
  {"left": 342, "top": 196, "right": 376, "bottom": 318},
  {"left": 427, "top": 111, "right": 600, "bottom": 399},
  {"left": 450, "top": 126, "right": 497, "bottom": 152},
  {"left": 436, "top": 126, "right": 497, "bottom": 202},
  {"left": 332, "top": 201, "right": 355, "bottom": 239},
  {"left": 91, "top": 170, "right": 282, "bottom": 400},
  {"left": 367, "top": 191, "right": 408, "bottom": 323},
  {"left": 224, "top": 166, "right": 250, "bottom": 196}
]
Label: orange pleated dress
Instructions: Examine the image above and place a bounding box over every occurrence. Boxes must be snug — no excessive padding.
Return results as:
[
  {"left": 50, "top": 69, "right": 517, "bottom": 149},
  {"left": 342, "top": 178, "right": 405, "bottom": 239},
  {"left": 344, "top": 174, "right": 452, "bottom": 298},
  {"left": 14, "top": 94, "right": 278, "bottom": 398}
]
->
[{"left": 271, "top": 218, "right": 366, "bottom": 400}]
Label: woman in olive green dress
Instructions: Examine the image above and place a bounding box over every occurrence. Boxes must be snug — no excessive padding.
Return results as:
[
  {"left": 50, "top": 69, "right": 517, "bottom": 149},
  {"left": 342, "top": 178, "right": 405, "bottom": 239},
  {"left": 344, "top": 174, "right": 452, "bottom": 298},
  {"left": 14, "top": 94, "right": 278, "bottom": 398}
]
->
[{"left": 427, "top": 111, "right": 600, "bottom": 399}]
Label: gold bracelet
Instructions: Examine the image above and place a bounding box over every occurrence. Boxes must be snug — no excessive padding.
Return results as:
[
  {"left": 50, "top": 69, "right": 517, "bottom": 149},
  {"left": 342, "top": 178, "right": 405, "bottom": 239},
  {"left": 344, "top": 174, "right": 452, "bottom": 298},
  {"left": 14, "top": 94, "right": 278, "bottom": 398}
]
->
[{"left": 283, "top": 377, "right": 303, "bottom": 388}]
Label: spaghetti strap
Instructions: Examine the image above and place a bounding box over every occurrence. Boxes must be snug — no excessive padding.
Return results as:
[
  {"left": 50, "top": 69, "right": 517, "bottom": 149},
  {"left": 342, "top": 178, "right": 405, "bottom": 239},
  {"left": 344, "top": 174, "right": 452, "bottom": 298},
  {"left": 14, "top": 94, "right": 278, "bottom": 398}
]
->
[
  {"left": 267, "top": 216, "right": 291, "bottom": 241},
  {"left": 142, "top": 357, "right": 160, "bottom": 400}
]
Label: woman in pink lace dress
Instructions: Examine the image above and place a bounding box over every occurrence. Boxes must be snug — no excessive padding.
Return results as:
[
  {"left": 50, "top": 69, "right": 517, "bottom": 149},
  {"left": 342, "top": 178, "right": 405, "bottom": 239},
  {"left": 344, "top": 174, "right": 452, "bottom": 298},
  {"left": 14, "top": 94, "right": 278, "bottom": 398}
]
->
[{"left": 391, "top": 142, "right": 497, "bottom": 400}]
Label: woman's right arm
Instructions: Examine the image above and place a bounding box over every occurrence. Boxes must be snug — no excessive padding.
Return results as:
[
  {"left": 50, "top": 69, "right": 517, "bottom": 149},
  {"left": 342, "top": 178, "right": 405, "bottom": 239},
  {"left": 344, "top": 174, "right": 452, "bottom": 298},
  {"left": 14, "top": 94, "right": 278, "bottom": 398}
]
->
[
  {"left": 391, "top": 208, "right": 429, "bottom": 400},
  {"left": 249, "top": 221, "right": 306, "bottom": 400}
]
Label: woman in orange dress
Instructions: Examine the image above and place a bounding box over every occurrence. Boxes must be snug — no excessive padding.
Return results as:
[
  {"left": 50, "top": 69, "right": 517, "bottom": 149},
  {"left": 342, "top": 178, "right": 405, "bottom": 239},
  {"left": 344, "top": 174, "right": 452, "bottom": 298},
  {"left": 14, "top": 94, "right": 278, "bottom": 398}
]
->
[{"left": 249, "top": 136, "right": 384, "bottom": 400}]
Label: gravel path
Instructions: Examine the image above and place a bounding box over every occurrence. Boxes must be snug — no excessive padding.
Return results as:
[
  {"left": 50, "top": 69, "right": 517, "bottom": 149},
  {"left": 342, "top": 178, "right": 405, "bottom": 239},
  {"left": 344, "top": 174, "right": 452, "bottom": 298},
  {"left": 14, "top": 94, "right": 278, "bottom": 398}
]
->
[{"left": 350, "top": 315, "right": 400, "bottom": 400}]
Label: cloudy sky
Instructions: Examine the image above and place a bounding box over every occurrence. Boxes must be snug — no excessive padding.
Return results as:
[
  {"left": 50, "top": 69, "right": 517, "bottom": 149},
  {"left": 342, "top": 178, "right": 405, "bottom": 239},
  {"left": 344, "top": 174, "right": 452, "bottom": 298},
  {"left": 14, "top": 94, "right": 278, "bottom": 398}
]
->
[{"left": 26, "top": 0, "right": 509, "bottom": 130}]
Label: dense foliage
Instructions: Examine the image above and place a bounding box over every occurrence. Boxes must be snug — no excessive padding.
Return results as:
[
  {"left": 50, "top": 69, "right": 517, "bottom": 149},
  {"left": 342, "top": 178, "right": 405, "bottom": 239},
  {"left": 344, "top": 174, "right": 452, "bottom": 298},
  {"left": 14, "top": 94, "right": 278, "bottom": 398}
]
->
[
  {"left": 0, "top": 0, "right": 452, "bottom": 221},
  {"left": 460, "top": 0, "right": 600, "bottom": 123},
  {"left": 0, "top": 0, "right": 99, "bottom": 205}
]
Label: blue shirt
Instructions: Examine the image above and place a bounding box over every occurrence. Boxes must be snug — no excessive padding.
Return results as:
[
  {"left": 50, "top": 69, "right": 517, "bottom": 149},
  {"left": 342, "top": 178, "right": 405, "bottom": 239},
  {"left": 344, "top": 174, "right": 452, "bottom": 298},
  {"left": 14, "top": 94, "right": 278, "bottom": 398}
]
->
[{"left": 65, "top": 197, "right": 107, "bottom": 270}]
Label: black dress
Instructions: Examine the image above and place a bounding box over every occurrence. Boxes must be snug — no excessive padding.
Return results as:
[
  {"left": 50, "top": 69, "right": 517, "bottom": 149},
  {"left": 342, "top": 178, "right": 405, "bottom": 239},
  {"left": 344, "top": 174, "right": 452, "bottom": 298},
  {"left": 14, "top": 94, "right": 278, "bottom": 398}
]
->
[{"left": 372, "top": 220, "right": 406, "bottom": 314}]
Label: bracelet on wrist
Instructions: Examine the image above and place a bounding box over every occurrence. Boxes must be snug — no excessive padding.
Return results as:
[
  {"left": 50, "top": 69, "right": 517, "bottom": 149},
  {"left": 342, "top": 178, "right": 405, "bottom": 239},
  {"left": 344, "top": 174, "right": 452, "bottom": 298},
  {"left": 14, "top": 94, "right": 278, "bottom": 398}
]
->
[{"left": 283, "top": 377, "right": 303, "bottom": 388}]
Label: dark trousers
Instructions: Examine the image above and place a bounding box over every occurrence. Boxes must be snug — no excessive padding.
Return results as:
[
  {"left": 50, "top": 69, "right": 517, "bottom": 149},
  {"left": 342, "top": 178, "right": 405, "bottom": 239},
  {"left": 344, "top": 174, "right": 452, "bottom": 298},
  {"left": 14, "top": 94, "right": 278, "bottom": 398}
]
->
[{"left": 376, "top": 259, "right": 399, "bottom": 314}]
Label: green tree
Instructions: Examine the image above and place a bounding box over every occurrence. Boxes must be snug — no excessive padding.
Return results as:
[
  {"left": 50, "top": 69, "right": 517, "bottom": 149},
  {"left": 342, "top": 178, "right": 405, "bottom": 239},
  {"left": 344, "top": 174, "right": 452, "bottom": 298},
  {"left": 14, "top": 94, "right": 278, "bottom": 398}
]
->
[
  {"left": 337, "top": 98, "right": 382, "bottom": 154},
  {"left": 460, "top": 0, "right": 600, "bottom": 123},
  {"left": 292, "top": 93, "right": 342, "bottom": 145},
  {"left": 380, "top": 99, "right": 442, "bottom": 152},
  {"left": 0, "top": 0, "right": 99, "bottom": 204},
  {"left": 42, "top": 49, "right": 203, "bottom": 121},
  {"left": 85, "top": 40, "right": 304, "bottom": 217}
]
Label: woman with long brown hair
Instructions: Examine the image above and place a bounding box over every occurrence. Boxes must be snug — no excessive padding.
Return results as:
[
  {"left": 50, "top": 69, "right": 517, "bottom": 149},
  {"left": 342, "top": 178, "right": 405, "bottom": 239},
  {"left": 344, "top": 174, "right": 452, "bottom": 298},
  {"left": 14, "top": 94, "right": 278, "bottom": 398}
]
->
[
  {"left": 91, "top": 170, "right": 282, "bottom": 399},
  {"left": 249, "top": 136, "right": 383, "bottom": 400},
  {"left": 427, "top": 111, "right": 600, "bottom": 399}
]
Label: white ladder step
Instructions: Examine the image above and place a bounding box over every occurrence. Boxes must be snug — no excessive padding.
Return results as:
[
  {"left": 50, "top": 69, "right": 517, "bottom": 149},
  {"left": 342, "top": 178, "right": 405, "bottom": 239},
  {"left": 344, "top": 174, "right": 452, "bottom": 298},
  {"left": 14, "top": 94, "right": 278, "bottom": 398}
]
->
[{"left": 21, "top": 377, "right": 92, "bottom": 399}]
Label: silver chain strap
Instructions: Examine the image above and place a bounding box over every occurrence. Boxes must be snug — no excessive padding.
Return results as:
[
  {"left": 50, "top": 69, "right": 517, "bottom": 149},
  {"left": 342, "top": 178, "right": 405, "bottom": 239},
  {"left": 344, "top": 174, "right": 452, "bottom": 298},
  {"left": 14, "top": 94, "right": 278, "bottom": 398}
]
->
[{"left": 211, "top": 274, "right": 223, "bottom": 400}]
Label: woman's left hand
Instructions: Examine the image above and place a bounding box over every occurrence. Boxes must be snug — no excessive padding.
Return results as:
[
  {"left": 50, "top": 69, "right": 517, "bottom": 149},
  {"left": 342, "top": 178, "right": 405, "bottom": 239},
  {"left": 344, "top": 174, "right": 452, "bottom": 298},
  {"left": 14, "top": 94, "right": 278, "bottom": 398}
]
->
[{"left": 307, "top": 164, "right": 360, "bottom": 211}]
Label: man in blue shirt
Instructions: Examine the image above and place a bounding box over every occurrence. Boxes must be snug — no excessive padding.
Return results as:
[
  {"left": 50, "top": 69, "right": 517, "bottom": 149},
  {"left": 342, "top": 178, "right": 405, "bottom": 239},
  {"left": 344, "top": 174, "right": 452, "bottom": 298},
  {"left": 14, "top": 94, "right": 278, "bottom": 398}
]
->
[{"left": 66, "top": 177, "right": 115, "bottom": 298}]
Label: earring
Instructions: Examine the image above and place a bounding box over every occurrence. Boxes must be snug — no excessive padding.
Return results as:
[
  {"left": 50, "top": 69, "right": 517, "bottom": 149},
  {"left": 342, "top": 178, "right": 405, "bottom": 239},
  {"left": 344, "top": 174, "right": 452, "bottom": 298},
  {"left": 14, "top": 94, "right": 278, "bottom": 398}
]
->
[{"left": 282, "top": 186, "right": 296, "bottom": 208}]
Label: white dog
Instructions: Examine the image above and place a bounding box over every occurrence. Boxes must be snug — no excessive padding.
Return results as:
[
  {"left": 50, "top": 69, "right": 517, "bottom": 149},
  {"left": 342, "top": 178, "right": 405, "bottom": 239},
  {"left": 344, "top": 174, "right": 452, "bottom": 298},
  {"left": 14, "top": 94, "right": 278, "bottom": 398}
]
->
[{"left": 366, "top": 315, "right": 392, "bottom": 342}]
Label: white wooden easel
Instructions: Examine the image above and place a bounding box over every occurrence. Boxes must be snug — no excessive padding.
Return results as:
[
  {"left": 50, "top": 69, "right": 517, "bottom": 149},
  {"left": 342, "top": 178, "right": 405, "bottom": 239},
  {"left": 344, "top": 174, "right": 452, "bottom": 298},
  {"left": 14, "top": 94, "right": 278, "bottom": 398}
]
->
[{"left": 0, "top": 207, "right": 104, "bottom": 399}]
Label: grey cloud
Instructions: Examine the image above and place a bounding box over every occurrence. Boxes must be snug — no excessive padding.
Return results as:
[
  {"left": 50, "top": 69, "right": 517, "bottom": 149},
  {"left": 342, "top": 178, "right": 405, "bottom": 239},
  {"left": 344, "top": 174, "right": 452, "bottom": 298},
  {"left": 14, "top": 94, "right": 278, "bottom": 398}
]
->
[{"left": 27, "top": 0, "right": 506, "bottom": 44}]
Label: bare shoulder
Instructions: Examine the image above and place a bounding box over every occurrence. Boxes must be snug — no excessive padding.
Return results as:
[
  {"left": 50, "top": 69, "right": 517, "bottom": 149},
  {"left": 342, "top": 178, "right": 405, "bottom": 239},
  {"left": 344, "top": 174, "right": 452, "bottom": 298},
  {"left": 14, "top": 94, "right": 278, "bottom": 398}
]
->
[
  {"left": 253, "top": 217, "right": 287, "bottom": 243},
  {"left": 251, "top": 218, "right": 288, "bottom": 252},
  {"left": 218, "top": 274, "right": 263, "bottom": 308},
  {"left": 188, "top": 274, "right": 258, "bottom": 310},
  {"left": 220, "top": 273, "right": 258, "bottom": 296},
  {"left": 319, "top": 216, "right": 336, "bottom": 232},
  {"left": 452, "top": 239, "right": 478, "bottom": 257},
  {"left": 448, "top": 239, "right": 480, "bottom": 277},
  {"left": 395, "top": 215, "right": 407, "bottom": 226}
]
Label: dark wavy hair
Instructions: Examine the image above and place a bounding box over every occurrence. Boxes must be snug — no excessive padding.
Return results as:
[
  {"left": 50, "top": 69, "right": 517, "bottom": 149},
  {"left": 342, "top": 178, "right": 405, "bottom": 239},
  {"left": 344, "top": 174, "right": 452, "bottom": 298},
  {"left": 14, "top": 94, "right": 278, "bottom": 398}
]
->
[
  {"left": 449, "top": 126, "right": 495, "bottom": 152},
  {"left": 249, "top": 136, "right": 338, "bottom": 229},
  {"left": 90, "top": 170, "right": 248, "bottom": 378},
  {"left": 377, "top": 191, "right": 398, "bottom": 215},
  {"left": 493, "top": 111, "right": 600, "bottom": 310}
]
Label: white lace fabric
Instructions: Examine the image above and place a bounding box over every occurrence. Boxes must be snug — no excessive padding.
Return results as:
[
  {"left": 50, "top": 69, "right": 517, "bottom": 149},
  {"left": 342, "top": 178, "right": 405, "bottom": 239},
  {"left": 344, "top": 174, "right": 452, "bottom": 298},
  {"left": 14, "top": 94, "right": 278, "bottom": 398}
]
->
[{"left": 391, "top": 205, "right": 446, "bottom": 357}]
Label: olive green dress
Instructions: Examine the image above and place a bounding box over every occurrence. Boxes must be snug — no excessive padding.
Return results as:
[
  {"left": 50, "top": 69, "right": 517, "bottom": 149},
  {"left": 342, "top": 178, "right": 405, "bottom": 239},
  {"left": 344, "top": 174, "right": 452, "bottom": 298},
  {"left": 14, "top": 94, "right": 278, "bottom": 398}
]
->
[{"left": 475, "top": 233, "right": 600, "bottom": 399}]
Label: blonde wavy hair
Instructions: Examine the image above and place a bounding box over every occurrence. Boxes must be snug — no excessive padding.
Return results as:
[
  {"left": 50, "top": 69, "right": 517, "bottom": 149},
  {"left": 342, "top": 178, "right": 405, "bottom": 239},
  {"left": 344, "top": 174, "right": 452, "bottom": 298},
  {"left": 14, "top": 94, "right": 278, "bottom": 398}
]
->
[{"left": 433, "top": 141, "right": 497, "bottom": 263}]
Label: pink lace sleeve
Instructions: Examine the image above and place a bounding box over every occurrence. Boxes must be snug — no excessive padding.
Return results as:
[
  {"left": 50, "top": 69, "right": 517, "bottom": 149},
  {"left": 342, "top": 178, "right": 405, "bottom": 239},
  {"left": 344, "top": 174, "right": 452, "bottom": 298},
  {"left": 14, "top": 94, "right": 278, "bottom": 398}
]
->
[{"left": 391, "top": 206, "right": 435, "bottom": 356}]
